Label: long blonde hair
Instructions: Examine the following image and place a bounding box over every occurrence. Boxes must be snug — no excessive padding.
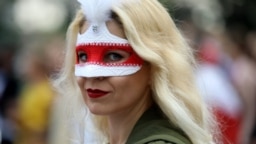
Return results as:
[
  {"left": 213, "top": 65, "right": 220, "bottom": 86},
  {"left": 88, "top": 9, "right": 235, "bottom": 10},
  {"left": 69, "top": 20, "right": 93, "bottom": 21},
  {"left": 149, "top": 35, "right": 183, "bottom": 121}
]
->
[{"left": 52, "top": 0, "right": 218, "bottom": 143}]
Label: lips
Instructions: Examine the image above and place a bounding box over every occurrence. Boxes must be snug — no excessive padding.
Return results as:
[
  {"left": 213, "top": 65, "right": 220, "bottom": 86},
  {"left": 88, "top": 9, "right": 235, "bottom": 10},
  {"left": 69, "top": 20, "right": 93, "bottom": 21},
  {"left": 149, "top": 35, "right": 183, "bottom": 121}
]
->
[{"left": 86, "top": 89, "right": 109, "bottom": 98}]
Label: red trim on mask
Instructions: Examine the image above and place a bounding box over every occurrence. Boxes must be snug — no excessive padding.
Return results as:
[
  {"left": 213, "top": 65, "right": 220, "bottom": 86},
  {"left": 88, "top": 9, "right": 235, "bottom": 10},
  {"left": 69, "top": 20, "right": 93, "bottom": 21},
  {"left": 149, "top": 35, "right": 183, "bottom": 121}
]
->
[{"left": 75, "top": 43, "right": 143, "bottom": 66}]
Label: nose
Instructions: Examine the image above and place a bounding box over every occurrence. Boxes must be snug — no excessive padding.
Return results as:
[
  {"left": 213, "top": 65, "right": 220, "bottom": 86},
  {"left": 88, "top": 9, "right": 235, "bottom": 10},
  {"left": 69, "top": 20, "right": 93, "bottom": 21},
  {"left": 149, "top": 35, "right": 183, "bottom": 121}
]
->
[{"left": 77, "top": 76, "right": 105, "bottom": 87}]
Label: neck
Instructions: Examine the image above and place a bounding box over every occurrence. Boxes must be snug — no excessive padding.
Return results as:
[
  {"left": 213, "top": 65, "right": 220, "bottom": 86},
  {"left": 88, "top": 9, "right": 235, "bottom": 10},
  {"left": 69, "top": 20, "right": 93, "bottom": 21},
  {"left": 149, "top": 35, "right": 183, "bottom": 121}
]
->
[{"left": 107, "top": 90, "right": 152, "bottom": 144}]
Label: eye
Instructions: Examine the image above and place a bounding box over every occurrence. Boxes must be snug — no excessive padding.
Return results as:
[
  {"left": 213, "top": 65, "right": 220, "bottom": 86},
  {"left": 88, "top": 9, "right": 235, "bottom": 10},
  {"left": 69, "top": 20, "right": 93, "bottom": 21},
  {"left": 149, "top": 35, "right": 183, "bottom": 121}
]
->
[
  {"left": 77, "top": 51, "right": 87, "bottom": 63},
  {"left": 108, "top": 53, "right": 123, "bottom": 61},
  {"left": 104, "top": 50, "right": 130, "bottom": 63}
]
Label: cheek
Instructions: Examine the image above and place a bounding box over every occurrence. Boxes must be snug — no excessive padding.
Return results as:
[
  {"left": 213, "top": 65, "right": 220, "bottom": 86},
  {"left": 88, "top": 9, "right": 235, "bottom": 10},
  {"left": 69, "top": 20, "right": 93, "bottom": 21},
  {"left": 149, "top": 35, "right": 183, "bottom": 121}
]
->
[
  {"left": 111, "top": 75, "right": 150, "bottom": 98},
  {"left": 107, "top": 77, "right": 132, "bottom": 100},
  {"left": 76, "top": 77, "right": 88, "bottom": 104},
  {"left": 76, "top": 77, "right": 85, "bottom": 89}
]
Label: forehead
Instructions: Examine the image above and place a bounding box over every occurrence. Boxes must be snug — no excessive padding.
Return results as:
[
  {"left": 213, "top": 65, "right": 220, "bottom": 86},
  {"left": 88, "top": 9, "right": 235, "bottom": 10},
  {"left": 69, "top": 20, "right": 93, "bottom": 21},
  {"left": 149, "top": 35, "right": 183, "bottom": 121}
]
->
[{"left": 80, "top": 19, "right": 126, "bottom": 39}]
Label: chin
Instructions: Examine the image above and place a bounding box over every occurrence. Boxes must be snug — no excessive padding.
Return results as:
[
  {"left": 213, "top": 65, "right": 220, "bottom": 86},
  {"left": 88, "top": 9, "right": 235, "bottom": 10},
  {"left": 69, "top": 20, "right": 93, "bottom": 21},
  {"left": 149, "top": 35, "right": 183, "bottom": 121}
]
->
[{"left": 88, "top": 107, "right": 109, "bottom": 116}]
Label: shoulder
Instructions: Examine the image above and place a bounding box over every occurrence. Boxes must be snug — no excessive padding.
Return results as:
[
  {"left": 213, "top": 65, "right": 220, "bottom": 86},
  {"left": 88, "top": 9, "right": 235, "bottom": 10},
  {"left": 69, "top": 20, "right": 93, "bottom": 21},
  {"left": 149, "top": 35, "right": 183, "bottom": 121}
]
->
[
  {"left": 134, "top": 134, "right": 189, "bottom": 144},
  {"left": 127, "top": 120, "right": 192, "bottom": 144},
  {"left": 126, "top": 105, "right": 192, "bottom": 144},
  {"left": 141, "top": 139, "right": 176, "bottom": 144}
]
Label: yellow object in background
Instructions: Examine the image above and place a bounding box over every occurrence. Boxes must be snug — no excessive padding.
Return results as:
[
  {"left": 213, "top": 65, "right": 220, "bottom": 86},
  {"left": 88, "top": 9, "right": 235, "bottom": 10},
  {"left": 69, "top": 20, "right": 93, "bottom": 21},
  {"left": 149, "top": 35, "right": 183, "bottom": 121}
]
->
[{"left": 16, "top": 80, "right": 54, "bottom": 144}]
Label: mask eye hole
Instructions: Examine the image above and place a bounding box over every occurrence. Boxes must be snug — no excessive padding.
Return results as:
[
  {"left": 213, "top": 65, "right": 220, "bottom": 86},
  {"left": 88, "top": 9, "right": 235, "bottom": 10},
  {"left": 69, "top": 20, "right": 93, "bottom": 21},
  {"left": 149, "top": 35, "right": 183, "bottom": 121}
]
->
[
  {"left": 77, "top": 51, "right": 87, "bottom": 63},
  {"left": 104, "top": 50, "right": 130, "bottom": 63}
]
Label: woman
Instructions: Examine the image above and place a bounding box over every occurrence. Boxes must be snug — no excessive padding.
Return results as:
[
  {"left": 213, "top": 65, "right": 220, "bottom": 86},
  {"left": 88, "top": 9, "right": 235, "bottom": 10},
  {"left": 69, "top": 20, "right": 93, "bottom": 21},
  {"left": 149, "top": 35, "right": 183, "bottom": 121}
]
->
[{"left": 52, "top": 0, "right": 217, "bottom": 143}]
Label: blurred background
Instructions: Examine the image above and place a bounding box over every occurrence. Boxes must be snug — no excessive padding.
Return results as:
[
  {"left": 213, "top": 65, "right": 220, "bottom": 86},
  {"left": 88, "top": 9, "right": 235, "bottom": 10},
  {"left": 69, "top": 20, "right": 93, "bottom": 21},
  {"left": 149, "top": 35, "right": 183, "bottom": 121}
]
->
[{"left": 0, "top": 0, "right": 255, "bottom": 144}]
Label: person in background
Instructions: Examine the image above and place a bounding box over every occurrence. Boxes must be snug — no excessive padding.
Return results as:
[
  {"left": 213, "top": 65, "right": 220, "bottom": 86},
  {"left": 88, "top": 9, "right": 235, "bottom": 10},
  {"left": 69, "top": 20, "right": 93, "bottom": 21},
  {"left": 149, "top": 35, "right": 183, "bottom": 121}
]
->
[
  {"left": 195, "top": 35, "right": 243, "bottom": 144},
  {"left": 14, "top": 40, "right": 57, "bottom": 144},
  {"left": 52, "top": 0, "right": 218, "bottom": 143}
]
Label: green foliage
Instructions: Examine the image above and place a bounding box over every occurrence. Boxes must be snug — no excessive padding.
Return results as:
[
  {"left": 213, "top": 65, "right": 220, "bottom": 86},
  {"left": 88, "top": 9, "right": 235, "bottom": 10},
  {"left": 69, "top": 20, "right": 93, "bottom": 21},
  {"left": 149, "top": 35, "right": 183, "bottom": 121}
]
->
[{"left": 158, "top": 0, "right": 174, "bottom": 15}]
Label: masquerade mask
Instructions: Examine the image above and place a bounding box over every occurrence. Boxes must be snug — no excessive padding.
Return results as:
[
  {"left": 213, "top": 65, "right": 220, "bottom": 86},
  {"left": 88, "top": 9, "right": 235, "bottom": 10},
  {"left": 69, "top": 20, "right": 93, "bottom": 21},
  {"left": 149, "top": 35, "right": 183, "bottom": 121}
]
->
[{"left": 75, "top": 0, "right": 143, "bottom": 77}]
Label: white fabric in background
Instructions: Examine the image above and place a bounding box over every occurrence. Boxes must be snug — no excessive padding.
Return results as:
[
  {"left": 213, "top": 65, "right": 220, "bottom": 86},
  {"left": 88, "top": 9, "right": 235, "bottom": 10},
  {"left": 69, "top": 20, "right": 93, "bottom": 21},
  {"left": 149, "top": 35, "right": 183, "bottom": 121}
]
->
[{"left": 196, "top": 63, "right": 242, "bottom": 117}]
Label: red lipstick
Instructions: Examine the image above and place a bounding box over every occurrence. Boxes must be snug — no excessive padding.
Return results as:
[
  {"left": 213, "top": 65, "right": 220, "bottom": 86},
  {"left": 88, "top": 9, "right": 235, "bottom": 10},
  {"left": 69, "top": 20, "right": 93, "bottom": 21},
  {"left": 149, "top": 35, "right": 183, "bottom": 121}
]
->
[{"left": 87, "top": 89, "right": 109, "bottom": 98}]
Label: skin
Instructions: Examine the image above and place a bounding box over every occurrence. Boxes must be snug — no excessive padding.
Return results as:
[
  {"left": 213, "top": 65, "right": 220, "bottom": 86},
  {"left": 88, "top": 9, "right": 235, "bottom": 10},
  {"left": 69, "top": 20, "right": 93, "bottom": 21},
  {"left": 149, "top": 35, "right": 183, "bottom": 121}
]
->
[{"left": 76, "top": 20, "right": 153, "bottom": 144}]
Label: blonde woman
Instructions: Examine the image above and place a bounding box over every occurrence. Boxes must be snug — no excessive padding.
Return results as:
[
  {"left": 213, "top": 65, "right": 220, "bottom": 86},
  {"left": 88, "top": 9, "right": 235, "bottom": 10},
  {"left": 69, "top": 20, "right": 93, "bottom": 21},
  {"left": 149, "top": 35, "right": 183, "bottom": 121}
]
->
[{"left": 52, "top": 0, "right": 218, "bottom": 143}]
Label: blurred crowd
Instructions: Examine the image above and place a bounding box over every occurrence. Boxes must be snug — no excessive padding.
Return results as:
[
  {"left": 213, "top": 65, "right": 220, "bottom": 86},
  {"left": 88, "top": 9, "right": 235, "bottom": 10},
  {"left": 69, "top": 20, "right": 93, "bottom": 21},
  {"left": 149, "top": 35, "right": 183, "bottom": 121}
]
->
[
  {"left": 0, "top": 0, "right": 255, "bottom": 144},
  {"left": 0, "top": 36, "right": 65, "bottom": 144}
]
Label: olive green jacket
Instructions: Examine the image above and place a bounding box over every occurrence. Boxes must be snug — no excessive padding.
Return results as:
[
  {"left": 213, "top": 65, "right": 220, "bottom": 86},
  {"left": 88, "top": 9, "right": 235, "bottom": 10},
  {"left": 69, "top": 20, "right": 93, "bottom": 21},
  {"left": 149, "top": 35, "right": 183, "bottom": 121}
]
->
[{"left": 126, "top": 105, "right": 192, "bottom": 144}]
